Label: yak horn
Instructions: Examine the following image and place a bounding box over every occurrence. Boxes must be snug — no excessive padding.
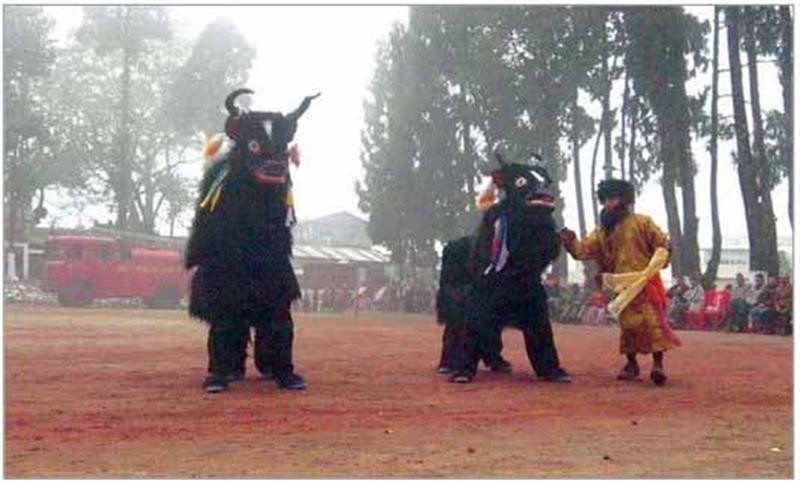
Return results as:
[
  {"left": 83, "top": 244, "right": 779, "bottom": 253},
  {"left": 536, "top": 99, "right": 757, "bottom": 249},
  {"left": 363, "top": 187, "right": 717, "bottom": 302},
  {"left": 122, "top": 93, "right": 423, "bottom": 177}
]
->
[
  {"left": 225, "top": 88, "right": 254, "bottom": 116},
  {"left": 494, "top": 151, "right": 507, "bottom": 166},
  {"left": 287, "top": 92, "right": 321, "bottom": 121}
]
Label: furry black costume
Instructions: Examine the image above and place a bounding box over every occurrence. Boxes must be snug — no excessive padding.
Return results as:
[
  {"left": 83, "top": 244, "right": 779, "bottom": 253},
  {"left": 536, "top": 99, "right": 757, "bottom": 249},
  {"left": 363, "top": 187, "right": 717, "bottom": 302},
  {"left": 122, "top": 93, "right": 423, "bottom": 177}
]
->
[
  {"left": 450, "top": 154, "right": 571, "bottom": 384},
  {"left": 185, "top": 88, "right": 319, "bottom": 393},
  {"left": 436, "top": 235, "right": 510, "bottom": 374}
]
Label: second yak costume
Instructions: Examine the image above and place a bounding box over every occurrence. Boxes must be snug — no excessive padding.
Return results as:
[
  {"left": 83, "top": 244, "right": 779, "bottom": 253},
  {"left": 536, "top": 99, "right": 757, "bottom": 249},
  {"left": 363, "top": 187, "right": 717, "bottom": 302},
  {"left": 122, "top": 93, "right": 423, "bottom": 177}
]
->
[{"left": 450, "top": 153, "right": 571, "bottom": 384}]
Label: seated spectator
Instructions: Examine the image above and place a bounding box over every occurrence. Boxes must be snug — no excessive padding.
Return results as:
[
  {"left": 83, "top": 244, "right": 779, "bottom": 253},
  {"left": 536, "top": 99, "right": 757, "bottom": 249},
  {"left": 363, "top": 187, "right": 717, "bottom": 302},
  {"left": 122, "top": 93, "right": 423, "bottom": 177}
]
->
[
  {"left": 728, "top": 273, "right": 753, "bottom": 332},
  {"left": 560, "top": 284, "right": 587, "bottom": 323},
  {"left": 703, "top": 284, "right": 731, "bottom": 331},
  {"left": 580, "top": 289, "right": 608, "bottom": 326},
  {"left": 544, "top": 274, "right": 563, "bottom": 320},
  {"left": 774, "top": 276, "right": 793, "bottom": 335},
  {"left": 749, "top": 274, "right": 778, "bottom": 333},
  {"left": 666, "top": 277, "right": 690, "bottom": 329},
  {"left": 684, "top": 277, "right": 706, "bottom": 330}
]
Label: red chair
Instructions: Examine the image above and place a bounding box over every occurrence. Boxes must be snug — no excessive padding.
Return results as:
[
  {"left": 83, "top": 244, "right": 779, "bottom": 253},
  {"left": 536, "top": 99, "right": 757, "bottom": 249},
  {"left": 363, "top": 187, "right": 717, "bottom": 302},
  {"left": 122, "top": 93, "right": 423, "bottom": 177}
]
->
[
  {"left": 703, "top": 290, "right": 730, "bottom": 331},
  {"left": 686, "top": 291, "right": 714, "bottom": 330}
]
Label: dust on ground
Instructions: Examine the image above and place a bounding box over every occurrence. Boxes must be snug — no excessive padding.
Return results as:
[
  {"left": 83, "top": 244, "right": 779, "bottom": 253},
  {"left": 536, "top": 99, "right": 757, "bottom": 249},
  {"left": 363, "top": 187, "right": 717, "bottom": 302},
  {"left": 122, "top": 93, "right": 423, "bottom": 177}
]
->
[{"left": 4, "top": 306, "right": 792, "bottom": 478}]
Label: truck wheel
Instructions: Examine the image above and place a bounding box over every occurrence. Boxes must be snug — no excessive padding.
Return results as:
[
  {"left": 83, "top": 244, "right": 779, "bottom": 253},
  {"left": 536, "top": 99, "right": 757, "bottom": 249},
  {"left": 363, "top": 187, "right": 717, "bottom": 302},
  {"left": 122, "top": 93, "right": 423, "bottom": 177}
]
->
[
  {"left": 58, "top": 282, "right": 94, "bottom": 307},
  {"left": 146, "top": 285, "right": 181, "bottom": 309}
]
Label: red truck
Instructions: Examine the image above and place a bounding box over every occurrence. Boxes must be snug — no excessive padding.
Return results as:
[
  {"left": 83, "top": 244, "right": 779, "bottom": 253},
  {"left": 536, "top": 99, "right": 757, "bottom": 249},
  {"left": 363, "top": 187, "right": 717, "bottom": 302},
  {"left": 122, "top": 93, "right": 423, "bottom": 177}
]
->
[{"left": 44, "top": 235, "right": 190, "bottom": 308}]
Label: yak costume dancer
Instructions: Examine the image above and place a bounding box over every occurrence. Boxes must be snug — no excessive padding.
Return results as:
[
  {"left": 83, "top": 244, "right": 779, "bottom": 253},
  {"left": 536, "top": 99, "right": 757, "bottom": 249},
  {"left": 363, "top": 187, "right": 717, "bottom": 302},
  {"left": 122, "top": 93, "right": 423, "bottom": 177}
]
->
[
  {"left": 451, "top": 153, "right": 571, "bottom": 384},
  {"left": 560, "top": 179, "right": 680, "bottom": 386},
  {"left": 185, "top": 88, "right": 319, "bottom": 393},
  {"left": 436, "top": 235, "right": 511, "bottom": 375}
]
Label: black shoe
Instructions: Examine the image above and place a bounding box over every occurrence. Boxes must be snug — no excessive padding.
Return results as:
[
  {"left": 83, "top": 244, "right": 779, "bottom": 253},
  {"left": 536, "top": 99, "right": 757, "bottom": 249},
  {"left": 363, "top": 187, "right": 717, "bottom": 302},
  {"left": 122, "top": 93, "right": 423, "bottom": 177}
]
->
[
  {"left": 226, "top": 371, "right": 245, "bottom": 383},
  {"left": 202, "top": 375, "right": 228, "bottom": 393},
  {"left": 617, "top": 363, "right": 640, "bottom": 381},
  {"left": 259, "top": 369, "right": 274, "bottom": 380},
  {"left": 275, "top": 372, "right": 307, "bottom": 390},
  {"left": 650, "top": 367, "right": 667, "bottom": 386},
  {"left": 541, "top": 368, "right": 572, "bottom": 383},
  {"left": 488, "top": 358, "right": 513, "bottom": 373},
  {"left": 450, "top": 371, "right": 475, "bottom": 384},
  {"left": 437, "top": 365, "right": 454, "bottom": 374}
]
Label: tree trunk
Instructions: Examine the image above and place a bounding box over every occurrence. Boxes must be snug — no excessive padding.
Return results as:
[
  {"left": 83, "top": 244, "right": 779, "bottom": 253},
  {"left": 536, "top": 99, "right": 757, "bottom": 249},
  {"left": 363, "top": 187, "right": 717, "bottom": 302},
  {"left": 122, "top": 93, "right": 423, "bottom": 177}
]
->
[
  {"left": 744, "top": 8, "right": 780, "bottom": 275},
  {"left": 660, "top": 168, "right": 684, "bottom": 280},
  {"left": 115, "top": 10, "right": 134, "bottom": 231},
  {"left": 778, "top": 6, "right": 793, "bottom": 229},
  {"left": 619, "top": 66, "right": 629, "bottom": 179},
  {"left": 571, "top": 88, "right": 587, "bottom": 238},
  {"left": 7, "top": 192, "right": 19, "bottom": 245},
  {"left": 628, "top": 98, "right": 638, "bottom": 188},
  {"left": 725, "top": 7, "right": 772, "bottom": 275},
  {"left": 703, "top": 6, "right": 722, "bottom": 287},
  {"left": 674, "top": 85, "right": 701, "bottom": 279},
  {"left": 589, "top": 109, "right": 603, "bottom": 226},
  {"left": 601, "top": 48, "right": 613, "bottom": 179}
]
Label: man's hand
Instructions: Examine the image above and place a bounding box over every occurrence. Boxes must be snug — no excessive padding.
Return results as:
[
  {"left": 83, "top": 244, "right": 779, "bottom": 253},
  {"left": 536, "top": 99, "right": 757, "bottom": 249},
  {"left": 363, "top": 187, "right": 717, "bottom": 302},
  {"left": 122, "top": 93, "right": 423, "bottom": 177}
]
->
[{"left": 559, "top": 227, "right": 576, "bottom": 245}]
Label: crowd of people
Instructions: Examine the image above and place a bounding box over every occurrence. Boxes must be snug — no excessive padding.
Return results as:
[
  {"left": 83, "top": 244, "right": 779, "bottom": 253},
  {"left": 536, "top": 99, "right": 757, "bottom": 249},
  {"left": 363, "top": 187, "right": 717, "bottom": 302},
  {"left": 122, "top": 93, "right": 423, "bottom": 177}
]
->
[
  {"left": 295, "top": 271, "right": 792, "bottom": 338},
  {"left": 546, "top": 272, "right": 792, "bottom": 336},
  {"left": 294, "top": 281, "right": 435, "bottom": 314}
]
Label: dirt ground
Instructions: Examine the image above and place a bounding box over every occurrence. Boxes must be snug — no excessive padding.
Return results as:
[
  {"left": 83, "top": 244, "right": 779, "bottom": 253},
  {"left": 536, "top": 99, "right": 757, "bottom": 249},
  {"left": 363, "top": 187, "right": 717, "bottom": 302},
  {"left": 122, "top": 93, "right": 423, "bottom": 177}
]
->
[{"left": 4, "top": 305, "right": 793, "bottom": 478}]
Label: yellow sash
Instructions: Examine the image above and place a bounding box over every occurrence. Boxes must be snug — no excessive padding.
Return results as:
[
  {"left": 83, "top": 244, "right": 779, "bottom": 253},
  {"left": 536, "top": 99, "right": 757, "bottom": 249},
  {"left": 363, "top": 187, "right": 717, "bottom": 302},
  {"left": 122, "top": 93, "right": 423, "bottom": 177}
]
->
[{"left": 602, "top": 247, "right": 669, "bottom": 319}]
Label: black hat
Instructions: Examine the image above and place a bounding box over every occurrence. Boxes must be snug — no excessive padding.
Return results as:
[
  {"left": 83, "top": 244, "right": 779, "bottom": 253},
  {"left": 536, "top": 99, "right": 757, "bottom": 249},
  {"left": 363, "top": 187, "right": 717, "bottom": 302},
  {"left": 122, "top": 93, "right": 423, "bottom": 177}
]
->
[{"left": 597, "top": 178, "right": 635, "bottom": 204}]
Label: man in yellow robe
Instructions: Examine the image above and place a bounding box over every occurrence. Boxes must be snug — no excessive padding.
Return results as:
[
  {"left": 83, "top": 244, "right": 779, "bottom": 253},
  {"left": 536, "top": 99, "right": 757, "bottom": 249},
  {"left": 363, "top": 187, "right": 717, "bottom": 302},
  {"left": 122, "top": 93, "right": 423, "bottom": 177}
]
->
[{"left": 559, "top": 179, "right": 679, "bottom": 386}]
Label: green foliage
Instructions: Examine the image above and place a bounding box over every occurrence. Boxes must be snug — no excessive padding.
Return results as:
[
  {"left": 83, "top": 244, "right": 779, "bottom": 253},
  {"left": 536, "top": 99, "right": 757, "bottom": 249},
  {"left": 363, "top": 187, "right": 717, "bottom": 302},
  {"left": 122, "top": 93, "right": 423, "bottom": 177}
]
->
[
  {"left": 3, "top": 6, "right": 61, "bottom": 239},
  {"left": 76, "top": 6, "right": 171, "bottom": 57},
  {"left": 45, "top": 8, "right": 253, "bottom": 235},
  {"left": 167, "top": 18, "right": 255, "bottom": 138}
]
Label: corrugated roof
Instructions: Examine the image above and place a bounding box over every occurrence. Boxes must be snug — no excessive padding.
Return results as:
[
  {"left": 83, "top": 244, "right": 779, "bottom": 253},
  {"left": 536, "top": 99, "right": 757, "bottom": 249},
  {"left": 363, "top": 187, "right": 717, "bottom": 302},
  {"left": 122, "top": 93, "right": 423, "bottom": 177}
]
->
[{"left": 293, "top": 244, "right": 390, "bottom": 264}]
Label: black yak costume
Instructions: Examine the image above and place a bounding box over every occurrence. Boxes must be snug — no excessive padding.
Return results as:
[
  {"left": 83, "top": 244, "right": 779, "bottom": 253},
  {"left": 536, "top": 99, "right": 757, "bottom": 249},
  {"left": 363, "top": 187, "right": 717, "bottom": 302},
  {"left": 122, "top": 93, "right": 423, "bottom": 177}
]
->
[
  {"left": 436, "top": 235, "right": 510, "bottom": 374},
  {"left": 450, "top": 153, "right": 571, "bottom": 384},
  {"left": 185, "top": 88, "right": 319, "bottom": 393}
]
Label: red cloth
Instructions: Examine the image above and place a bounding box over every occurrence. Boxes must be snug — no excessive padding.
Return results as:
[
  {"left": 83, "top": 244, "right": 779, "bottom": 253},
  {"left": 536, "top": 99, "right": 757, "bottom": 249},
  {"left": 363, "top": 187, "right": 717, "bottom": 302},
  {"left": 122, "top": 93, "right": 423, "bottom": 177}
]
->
[
  {"left": 588, "top": 291, "right": 605, "bottom": 307},
  {"left": 644, "top": 274, "right": 683, "bottom": 347}
]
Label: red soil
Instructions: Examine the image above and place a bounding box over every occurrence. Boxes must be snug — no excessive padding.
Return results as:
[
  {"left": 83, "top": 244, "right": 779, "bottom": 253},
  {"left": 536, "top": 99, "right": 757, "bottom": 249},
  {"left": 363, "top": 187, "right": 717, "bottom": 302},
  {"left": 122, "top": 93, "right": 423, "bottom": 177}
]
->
[{"left": 4, "top": 306, "right": 792, "bottom": 477}]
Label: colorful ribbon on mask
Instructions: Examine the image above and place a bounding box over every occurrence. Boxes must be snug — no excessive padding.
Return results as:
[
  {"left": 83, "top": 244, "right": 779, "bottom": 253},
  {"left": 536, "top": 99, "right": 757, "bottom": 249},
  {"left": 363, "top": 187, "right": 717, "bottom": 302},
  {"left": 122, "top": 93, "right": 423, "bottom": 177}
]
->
[{"left": 485, "top": 213, "right": 509, "bottom": 274}]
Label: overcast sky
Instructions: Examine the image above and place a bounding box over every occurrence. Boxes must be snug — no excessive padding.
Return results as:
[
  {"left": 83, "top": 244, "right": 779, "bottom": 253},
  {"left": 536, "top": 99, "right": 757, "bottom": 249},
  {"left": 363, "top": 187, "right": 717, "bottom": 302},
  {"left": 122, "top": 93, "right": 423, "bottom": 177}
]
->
[{"left": 40, "top": 5, "right": 793, "bottom": 249}]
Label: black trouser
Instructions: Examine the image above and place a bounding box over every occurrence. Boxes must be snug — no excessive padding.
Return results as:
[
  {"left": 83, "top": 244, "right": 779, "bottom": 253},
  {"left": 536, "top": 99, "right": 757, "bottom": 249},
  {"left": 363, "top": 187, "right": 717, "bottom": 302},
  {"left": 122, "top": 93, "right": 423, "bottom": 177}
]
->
[
  {"left": 456, "top": 280, "right": 561, "bottom": 378},
  {"left": 207, "top": 304, "right": 295, "bottom": 378},
  {"left": 439, "top": 321, "right": 504, "bottom": 369}
]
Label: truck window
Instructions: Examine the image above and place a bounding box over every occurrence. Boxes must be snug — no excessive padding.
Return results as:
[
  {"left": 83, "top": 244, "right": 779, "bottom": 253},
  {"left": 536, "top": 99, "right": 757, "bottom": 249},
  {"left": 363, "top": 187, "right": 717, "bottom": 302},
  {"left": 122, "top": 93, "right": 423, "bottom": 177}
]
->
[
  {"left": 65, "top": 245, "right": 83, "bottom": 261},
  {"left": 118, "top": 245, "right": 132, "bottom": 261},
  {"left": 96, "top": 247, "right": 112, "bottom": 261}
]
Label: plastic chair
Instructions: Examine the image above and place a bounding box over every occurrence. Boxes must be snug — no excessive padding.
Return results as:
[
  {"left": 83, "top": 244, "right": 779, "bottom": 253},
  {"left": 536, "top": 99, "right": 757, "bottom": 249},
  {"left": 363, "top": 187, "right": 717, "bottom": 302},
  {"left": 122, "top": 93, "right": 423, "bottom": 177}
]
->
[
  {"left": 686, "top": 291, "right": 714, "bottom": 330},
  {"left": 704, "top": 290, "right": 730, "bottom": 331}
]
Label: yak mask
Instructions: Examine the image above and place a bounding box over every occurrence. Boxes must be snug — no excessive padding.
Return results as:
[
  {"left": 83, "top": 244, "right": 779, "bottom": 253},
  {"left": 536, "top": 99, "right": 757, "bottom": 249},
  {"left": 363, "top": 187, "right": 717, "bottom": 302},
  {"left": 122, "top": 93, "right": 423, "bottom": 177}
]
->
[
  {"left": 224, "top": 88, "right": 320, "bottom": 185},
  {"left": 481, "top": 152, "right": 555, "bottom": 214}
]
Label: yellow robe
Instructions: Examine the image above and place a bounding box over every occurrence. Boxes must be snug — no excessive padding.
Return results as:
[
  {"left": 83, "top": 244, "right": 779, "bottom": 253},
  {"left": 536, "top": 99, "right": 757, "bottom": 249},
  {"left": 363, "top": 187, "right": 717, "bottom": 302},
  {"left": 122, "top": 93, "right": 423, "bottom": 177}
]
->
[{"left": 566, "top": 213, "right": 673, "bottom": 354}]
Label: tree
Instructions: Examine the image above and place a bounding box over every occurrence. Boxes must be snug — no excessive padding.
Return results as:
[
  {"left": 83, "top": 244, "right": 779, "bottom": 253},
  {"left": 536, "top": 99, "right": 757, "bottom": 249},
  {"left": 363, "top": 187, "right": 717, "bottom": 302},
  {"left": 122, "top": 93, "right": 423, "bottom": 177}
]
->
[
  {"left": 75, "top": 6, "right": 171, "bottom": 231},
  {"left": 702, "top": 6, "right": 722, "bottom": 287},
  {"left": 3, "top": 6, "right": 60, "bottom": 243},
  {"left": 743, "top": 7, "right": 780, "bottom": 274},
  {"left": 357, "top": 24, "right": 416, "bottom": 275},
  {"left": 53, "top": 10, "right": 253, "bottom": 236},
  {"left": 724, "top": 7, "right": 780, "bottom": 275},
  {"left": 624, "top": 7, "right": 707, "bottom": 279},
  {"left": 777, "top": 7, "right": 792, "bottom": 229},
  {"left": 167, "top": 18, "right": 255, "bottom": 140}
]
